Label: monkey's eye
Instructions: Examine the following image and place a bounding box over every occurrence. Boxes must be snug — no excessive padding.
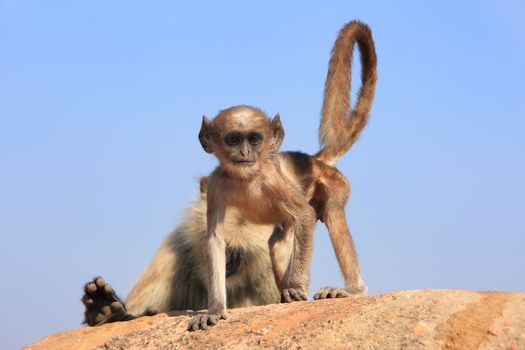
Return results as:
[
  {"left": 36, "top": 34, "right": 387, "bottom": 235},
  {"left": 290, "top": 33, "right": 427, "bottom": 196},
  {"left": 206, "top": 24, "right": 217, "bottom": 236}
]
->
[
  {"left": 224, "top": 132, "right": 241, "bottom": 146},
  {"left": 248, "top": 133, "right": 262, "bottom": 145}
]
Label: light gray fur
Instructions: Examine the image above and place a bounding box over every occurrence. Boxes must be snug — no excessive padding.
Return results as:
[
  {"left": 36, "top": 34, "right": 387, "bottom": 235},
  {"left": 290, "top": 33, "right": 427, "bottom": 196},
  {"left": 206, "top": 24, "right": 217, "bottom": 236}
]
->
[{"left": 124, "top": 194, "right": 279, "bottom": 314}]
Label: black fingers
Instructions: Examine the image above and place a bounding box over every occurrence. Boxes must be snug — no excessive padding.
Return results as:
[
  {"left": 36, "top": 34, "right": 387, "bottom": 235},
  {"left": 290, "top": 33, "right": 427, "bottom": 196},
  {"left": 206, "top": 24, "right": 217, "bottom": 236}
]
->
[
  {"left": 85, "top": 281, "right": 97, "bottom": 294},
  {"left": 95, "top": 277, "right": 105, "bottom": 288},
  {"left": 281, "top": 289, "right": 292, "bottom": 303},
  {"left": 82, "top": 276, "right": 134, "bottom": 326},
  {"left": 142, "top": 307, "right": 158, "bottom": 317},
  {"left": 188, "top": 315, "right": 207, "bottom": 331},
  {"left": 110, "top": 301, "right": 124, "bottom": 312},
  {"left": 82, "top": 294, "right": 94, "bottom": 307},
  {"left": 280, "top": 288, "right": 307, "bottom": 303},
  {"left": 187, "top": 313, "right": 226, "bottom": 331}
]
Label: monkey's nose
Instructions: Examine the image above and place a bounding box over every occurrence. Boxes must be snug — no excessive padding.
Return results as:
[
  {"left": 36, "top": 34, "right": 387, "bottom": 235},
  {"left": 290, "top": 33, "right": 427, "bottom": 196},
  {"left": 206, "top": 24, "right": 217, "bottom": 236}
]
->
[{"left": 240, "top": 145, "right": 250, "bottom": 157}]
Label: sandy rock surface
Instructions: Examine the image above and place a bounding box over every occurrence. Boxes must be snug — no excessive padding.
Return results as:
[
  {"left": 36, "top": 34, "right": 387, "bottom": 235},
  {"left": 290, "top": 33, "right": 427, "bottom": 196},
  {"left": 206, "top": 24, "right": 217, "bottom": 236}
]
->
[{"left": 24, "top": 289, "right": 525, "bottom": 350}]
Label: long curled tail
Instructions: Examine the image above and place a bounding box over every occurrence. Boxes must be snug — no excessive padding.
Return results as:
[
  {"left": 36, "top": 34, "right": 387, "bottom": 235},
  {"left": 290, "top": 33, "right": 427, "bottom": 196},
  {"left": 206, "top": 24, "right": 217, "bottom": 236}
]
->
[{"left": 315, "top": 20, "right": 377, "bottom": 166}]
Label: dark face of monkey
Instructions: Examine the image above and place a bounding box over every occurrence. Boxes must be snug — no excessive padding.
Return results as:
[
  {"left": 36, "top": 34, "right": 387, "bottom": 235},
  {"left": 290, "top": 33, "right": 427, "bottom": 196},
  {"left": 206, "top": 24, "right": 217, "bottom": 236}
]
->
[
  {"left": 199, "top": 105, "right": 284, "bottom": 178},
  {"left": 222, "top": 131, "right": 263, "bottom": 165}
]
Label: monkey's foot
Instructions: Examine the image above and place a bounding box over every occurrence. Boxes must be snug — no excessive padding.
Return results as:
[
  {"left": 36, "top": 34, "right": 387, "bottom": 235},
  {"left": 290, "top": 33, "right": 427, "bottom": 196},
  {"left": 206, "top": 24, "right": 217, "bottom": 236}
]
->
[
  {"left": 313, "top": 286, "right": 356, "bottom": 300},
  {"left": 280, "top": 288, "right": 307, "bottom": 303},
  {"left": 82, "top": 276, "right": 156, "bottom": 326},
  {"left": 188, "top": 312, "right": 227, "bottom": 331}
]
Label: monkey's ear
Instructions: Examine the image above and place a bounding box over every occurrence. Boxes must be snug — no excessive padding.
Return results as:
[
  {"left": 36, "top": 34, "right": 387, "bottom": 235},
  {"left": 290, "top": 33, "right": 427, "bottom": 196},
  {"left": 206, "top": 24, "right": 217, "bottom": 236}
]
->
[
  {"left": 198, "top": 116, "right": 213, "bottom": 154},
  {"left": 270, "top": 114, "right": 285, "bottom": 152}
]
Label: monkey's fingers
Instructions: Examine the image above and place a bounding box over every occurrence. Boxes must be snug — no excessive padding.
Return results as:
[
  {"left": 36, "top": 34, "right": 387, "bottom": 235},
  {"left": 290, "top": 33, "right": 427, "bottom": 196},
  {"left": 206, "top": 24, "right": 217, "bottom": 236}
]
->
[
  {"left": 188, "top": 315, "right": 206, "bottom": 331},
  {"left": 84, "top": 277, "right": 106, "bottom": 295},
  {"left": 313, "top": 287, "right": 330, "bottom": 300},
  {"left": 298, "top": 290, "right": 308, "bottom": 301},
  {"left": 281, "top": 289, "right": 293, "bottom": 303},
  {"left": 335, "top": 290, "right": 351, "bottom": 298},
  {"left": 313, "top": 287, "right": 331, "bottom": 299},
  {"left": 199, "top": 316, "right": 209, "bottom": 330},
  {"left": 94, "top": 312, "right": 108, "bottom": 325},
  {"left": 102, "top": 284, "right": 114, "bottom": 297},
  {"left": 82, "top": 276, "right": 135, "bottom": 326},
  {"left": 289, "top": 288, "right": 307, "bottom": 301},
  {"left": 280, "top": 288, "right": 307, "bottom": 303},
  {"left": 141, "top": 307, "right": 158, "bottom": 317},
  {"left": 188, "top": 318, "right": 199, "bottom": 332},
  {"left": 110, "top": 301, "right": 124, "bottom": 312},
  {"left": 313, "top": 291, "right": 324, "bottom": 300},
  {"left": 84, "top": 281, "right": 97, "bottom": 295},
  {"left": 82, "top": 295, "right": 94, "bottom": 307},
  {"left": 208, "top": 317, "right": 218, "bottom": 326},
  {"left": 203, "top": 314, "right": 227, "bottom": 330},
  {"left": 100, "top": 305, "right": 111, "bottom": 316},
  {"left": 91, "top": 277, "right": 118, "bottom": 302},
  {"left": 313, "top": 286, "right": 351, "bottom": 300},
  {"left": 94, "top": 276, "right": 106, "bottom": 288},
  {"left": 188, "top": 314, "right": 223, "bottom": 331}
]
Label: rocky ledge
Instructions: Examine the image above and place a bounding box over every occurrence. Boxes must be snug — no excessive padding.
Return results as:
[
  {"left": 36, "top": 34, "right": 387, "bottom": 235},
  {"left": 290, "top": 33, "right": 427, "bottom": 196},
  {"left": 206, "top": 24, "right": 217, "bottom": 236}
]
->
[{"left": 24, "top": 289, "right": 525, "bottom": 349}]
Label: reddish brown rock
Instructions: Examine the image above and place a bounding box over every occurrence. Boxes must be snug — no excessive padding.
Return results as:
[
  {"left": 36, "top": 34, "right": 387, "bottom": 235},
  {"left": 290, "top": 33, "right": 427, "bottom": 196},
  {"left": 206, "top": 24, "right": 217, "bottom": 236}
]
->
[{"left": 24, "top": 290, "right": 525, "bottom": 350}]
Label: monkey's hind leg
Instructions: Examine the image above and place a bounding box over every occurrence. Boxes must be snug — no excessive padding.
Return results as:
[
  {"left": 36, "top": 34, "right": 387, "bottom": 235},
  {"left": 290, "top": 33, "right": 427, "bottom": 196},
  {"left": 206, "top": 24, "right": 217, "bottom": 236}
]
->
[
  {"left": 314, "top": 191, "right": 367, "bottom": 300},
  {"left": 82, "top": 276, "right": 157, "bottom": 326}
]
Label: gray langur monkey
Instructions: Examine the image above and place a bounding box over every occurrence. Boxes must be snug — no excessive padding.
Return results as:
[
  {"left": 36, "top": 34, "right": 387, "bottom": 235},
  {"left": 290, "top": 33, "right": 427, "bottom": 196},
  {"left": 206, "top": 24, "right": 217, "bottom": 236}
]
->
[{"left": 82, "top": 20, "right": 376, "bottom": 328}]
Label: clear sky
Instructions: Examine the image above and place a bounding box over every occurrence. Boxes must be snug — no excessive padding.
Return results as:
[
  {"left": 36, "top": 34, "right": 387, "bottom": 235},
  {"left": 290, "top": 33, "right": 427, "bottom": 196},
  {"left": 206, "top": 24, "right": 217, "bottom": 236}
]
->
[{"left": 1, "top": 1, "right": 524, "bottom": 349}]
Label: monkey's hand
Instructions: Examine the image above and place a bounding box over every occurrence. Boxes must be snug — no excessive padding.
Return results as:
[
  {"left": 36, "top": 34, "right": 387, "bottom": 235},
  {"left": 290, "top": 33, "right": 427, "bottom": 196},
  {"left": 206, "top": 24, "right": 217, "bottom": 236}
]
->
[
  {"left": 313, "top": 286, "right": 363, "bottom": 300},
  {"left": 187, "top": 311, "right": 228, "bottom": 331},
  {"left": 280, "top": 288, "right": 308, "bottom": 303},
  {"left": 82, "top": 276, "right": 157, "bottom": 326}
]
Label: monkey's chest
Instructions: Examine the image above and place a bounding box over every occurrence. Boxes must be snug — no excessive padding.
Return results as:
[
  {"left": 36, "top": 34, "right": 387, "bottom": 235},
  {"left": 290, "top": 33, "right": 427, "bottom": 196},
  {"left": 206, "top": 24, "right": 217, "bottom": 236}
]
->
[{"left": 228, "top": 190, "right": 283, "bottom": 225}]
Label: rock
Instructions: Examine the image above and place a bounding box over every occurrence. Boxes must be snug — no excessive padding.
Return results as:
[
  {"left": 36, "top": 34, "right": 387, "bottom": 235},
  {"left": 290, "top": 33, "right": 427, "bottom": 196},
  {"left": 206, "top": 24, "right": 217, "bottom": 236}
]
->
[{"left": 23, "top": 290, "right": 525, "bottom": 350}]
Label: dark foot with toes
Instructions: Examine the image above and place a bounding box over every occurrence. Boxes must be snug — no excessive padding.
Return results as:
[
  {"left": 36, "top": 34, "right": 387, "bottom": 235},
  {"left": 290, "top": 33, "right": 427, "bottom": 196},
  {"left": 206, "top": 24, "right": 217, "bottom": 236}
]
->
[
  {"left": 313, "top": 286, "right": 351, "bottom": 300},
  {"left": 82, "top": 276, "right": 156, "bottom": 326},
  {"left": 188, "top": 312, "right": 227, "bottom": 331},
  {"left": 280, "top": 288, "right": 307, "bottom": 303}
]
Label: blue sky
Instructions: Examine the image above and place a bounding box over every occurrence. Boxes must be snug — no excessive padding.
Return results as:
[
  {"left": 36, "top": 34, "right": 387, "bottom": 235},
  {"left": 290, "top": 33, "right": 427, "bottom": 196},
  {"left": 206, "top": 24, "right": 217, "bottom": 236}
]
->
[{"left": 1, "top": 1, "right": 524, "bottom": 349}]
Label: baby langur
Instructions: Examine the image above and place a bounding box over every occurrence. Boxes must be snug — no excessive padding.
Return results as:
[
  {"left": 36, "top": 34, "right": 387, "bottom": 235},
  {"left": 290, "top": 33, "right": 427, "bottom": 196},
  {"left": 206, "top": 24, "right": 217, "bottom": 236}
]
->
[
  {"left": 189, "top": 107, "right": 316, "bottom": 331},
  {"left": 189, "top": 20, "right": 377, "bottom": 331}
]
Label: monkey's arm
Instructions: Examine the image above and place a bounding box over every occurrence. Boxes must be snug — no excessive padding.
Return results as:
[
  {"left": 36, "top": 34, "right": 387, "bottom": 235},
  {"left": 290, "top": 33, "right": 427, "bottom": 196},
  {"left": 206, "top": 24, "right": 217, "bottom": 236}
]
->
[
  {"left": 268, "top": 182, "right": 316, "bottom": 303},
  {"left": 204, "top": 206, "right": 227, "bottom": 316},
  {"left": 188, "top": 193, "right": 227, "bottom": 331},
  {"left": 268, "top": 224, "right": 308, "bottom": 303}
]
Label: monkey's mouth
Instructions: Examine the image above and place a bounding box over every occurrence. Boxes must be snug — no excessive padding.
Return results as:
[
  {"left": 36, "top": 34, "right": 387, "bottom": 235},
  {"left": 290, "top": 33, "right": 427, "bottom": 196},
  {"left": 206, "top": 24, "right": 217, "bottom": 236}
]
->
[{"left": 232, "top": 160, "right": 256, "bottom": 166}]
